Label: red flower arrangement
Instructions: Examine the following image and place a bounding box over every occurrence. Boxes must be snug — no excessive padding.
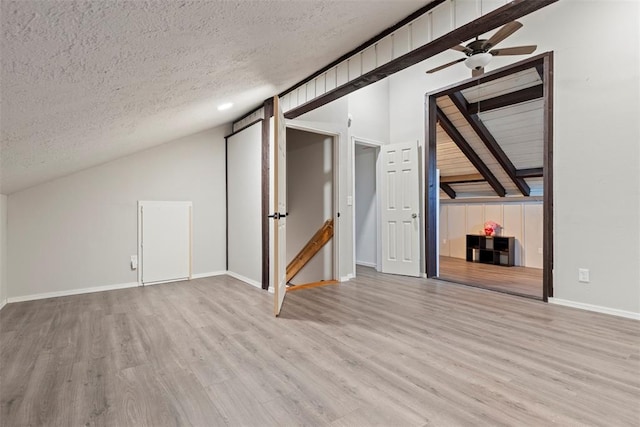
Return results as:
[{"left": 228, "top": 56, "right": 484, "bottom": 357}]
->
[{"left": 484, "top": 220, "right": 500, "bottom": 236}]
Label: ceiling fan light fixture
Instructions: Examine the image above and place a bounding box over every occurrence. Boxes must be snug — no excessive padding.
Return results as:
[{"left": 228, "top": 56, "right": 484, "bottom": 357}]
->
[{"left": 464, "top": 52, "right": 492, "bottom": 70}]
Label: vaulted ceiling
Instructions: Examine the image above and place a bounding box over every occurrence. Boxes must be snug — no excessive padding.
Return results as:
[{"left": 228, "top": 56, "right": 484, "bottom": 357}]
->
[
  {"left": 436, "top": 65, "right": 545, "bottom": 199},
  {"left": 1, "top": 0, "right": 433, "bottom": 194}
]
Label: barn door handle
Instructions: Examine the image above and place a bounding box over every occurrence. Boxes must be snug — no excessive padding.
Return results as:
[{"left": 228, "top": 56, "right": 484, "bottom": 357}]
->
[{"left": 268, "top": 212, "right": 288, "bottom": 219}]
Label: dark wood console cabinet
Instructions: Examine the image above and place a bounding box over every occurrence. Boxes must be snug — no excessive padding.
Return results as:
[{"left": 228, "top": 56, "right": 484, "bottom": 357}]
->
[{"left": 466, "top": 235, "right": 515, "bottom": 267}]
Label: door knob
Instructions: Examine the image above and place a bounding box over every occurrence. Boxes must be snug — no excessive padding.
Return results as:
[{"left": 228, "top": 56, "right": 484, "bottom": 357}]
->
[{"left": 412, "top": 213, "right": 417, "bottom": 218}]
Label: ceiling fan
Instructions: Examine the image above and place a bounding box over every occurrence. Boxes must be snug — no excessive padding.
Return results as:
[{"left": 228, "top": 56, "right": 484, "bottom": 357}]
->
[{"left": 426, "top": 21, "right": 536, "bottom": 77}]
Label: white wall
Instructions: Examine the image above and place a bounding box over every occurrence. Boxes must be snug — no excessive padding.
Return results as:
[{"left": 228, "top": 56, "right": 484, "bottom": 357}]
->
[
  {"left": 354, "top": 146, "right": 377, "bottom": 267},
  {"left": 7, "top": 125, "right": 229, "bottom": 300},
  {"left": 0, "top": 195, "right": 7, "bottom": 308},
  {"left": 349, "top": 79, "right": 391, "bottom": 143},
  {"left": 390, "top": 1, "right": 640, "bottom": 314},
  {"left": 286, "top": 129, "right": 333, "bottom": 285},
  {"left": 227, "top": 122, "right": 263, "bottom": 287},
  {"left": 440, "top": 200, "right": 543, "bottom": 268}
]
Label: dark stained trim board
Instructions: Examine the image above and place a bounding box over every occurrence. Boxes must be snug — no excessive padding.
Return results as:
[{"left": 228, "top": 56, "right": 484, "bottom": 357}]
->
[
  {"left": 543, "top": 52, "right": 554, "bottom": 301},
  {"left": 285, "top": 0, "right": 558, "bottom": 119},
  {"left": 425, "top": 95, "right": 438, "bottom": 278},
  {"left": 261, "top": 99, "right": 274, "bottom": 290},
  {"left": 516, "top": 167, "right": 544, "bottom": 178},
  {"left": 467, "top": 84, "right": 543, "bottom": 114},
  {"left": 440, "top": 183, "right": 456, "bottom": 199},
  {"left": 428, "top": 52, "right": 548, "bottom": 99},
  {"left": 224, "top": 136, "right": 229, "bottom": 271}
]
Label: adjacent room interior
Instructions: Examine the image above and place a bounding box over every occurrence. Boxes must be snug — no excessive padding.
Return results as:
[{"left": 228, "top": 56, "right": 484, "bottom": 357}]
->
[{"left": 430, "top": 57, "right": 549, "bottom": 299}]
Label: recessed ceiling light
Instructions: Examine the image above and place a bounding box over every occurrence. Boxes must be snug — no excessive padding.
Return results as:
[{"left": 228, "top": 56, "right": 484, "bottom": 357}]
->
[{"left": 217, "top": 102, "right": 233, "bottom": 111}]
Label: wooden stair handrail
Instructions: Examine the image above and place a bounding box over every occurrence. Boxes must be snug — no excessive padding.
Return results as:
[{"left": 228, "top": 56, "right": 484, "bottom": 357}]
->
[{"left": 286, "top": 219, "right": 334, "bottom": 283}]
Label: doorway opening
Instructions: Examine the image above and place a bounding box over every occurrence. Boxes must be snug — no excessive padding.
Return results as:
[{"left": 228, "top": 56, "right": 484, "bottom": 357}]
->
[
  {"left": 425, "top": 53, "right": 553, "bottom": 301},
  {"left": 353, "top": 139, "right": 381, "bottom": 274},
  {"left": 284, "top": 127, "right": 338, "bottom": 288}
]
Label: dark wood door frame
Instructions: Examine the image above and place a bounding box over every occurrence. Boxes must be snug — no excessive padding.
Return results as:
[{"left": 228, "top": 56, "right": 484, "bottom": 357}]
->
[{"left": 424, "top": 52, "right": 554, "bottom": 301}]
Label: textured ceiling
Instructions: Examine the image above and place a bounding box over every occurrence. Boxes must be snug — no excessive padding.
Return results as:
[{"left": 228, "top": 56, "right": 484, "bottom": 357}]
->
[{"left": 1, "top": 0, "right": 431, "bottom": 194}]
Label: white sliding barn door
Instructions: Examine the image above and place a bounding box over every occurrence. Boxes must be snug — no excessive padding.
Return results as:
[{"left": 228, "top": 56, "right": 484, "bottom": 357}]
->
[
  {"left": 140, "top": 201, "right": 192, "bottom": 285},
  {"left": 273, "top": 96, "right": 287, "bottom": 316},
  {"left": 381, "top": 142, "right": 420, "bottom": 277}
]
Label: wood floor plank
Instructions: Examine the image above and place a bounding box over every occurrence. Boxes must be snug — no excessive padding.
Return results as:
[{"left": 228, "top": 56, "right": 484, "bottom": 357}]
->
[
  {"left": 1, "top": 267, "right": 638, "bottom": 426},
  {"left": 439, "top": 255, "right": 543, "bottom": 298}
]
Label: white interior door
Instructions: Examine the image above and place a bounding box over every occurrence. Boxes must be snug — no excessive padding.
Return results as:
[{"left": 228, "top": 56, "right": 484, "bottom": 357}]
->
[
  {"left": 140, "top": 201, "right": 192, "bottom": 285},
  {"left": 381, "top": 142, "right": 420, "bottom": 277},
  {"left": 273, "top": 96, "right": 287, "bottom": 316}
]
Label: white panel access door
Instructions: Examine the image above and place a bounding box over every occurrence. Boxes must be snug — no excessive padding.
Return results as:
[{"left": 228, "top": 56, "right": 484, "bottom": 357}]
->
[
  {"left": 273, "top": 96, "right": 288, "bottom": 316},
  {"left": 381, "top": 142, "right": 420, "bottom": 277},
  {"left": 139, "top": 201, "right": 192, "bottom": 285}
]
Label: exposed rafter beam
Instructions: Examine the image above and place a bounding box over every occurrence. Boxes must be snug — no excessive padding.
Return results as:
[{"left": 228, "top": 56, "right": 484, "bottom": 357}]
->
[
  {"left": 284, "top": 0, "right": 558, "bottom": 119},
  {"left": 436, "top": 108, "right": 506, "bottom": 197},
  {"left": 441, "top": 173, "right": 485, "bottom": 184},
  {"left": 516, "top": 167, "right": 544, "bottom": 178},
  {"left": 449, "top": 92, "right": 531, "bottom": 196},
  {"left": 467, "top": 85, "right": 543, "bottom": 114},
  {"left": 440, "top": 183, "right": 456, "bottom": 199}
]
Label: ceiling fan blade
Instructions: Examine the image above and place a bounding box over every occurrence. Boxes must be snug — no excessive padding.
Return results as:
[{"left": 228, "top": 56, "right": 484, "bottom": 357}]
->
[
  {"left": 482, "top": 21, "right": 523, "bottom": 49},
  {"left": 426, "top": 58, "right": 465, "bottom": 74},
  {"left": 490, "top": 45, "right": 537, "bottom": 56},
  {"left": 451, "top": 44, "right": 472, "bottom": 54}
]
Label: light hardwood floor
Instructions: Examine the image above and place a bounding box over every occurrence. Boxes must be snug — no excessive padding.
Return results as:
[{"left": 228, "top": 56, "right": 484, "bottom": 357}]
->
[
  {"left": 1, "top": 267, "right": 639, "bottom": 426},
  {"left": 439, "top": 256, "right": 543, "bottom": 299}
]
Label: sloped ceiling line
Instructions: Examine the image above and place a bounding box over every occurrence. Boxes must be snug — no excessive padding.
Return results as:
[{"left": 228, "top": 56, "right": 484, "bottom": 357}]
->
[
  {"left": 436, "top": 107, "right": 505, "bottom": 197},
  {"left": 449, "top": 91, "right": 531, "bottom": 196}
]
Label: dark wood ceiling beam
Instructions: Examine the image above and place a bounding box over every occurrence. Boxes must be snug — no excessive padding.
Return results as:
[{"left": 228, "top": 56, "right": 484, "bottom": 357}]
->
[
  {"left": 436, "top": 108, "right": 506, "bottom": 197},
  {"left": 467, "top": 84, "right": 543, "bottom": 114},
  {"left": 440, "top": 183, "right": 456, "bottom": 199},
  {"left": 284, "top": 0, "right": 558, "bottom": 119},
  {"left": 449, "top": 91, "right": 531, "bottom": 196},
  {"left": 516, "top": 167, "right": 543, "bottom": 178},
  {"left": 441, "top": 173, "right": 485, "bottom": 184}
]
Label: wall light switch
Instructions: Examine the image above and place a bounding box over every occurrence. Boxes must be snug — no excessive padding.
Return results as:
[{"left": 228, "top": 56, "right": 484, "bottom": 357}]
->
[
  {"left": 578, "top": 268, "right": 589, "bottom": 283},
  {"left": 538, "top": 247, "right": 543, "bottom": 254},
  {"left": 131, "top": 255, "right": 138, "bottom": 270},
  {"left": 347, "top": 196, "right": 353, "bottom": 206}
]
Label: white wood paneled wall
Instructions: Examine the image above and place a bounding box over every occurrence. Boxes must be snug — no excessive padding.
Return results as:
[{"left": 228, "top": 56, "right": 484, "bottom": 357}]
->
[
  {"left": 280, "top": 0, "right": 508, "bottom": 113},
  {"left": 439, "top": 200, "right": 543, "bottom": 268}
]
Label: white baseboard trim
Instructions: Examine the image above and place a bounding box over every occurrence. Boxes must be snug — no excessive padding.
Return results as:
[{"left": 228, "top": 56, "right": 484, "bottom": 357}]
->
[
  {"left": 143, "top": 277, "right": 190, "bottom": 286},
  {"left": 549, "top": 298, "right": 640, "bottom": 320},
  {"left": 0, "top": 298, "right": 7, "bottom": 311},
  {"left": 192, "top": 271, "right": 227, "bottom": 279},
  {"left": 7, "top": 281, "right": 140, "bottom": 304},
  {"left": 355, "top": 261, "right": 377, "bottom": 268},
  {"left": 226, "top": 271, "right": 264, "bottom": 291},
  {"left": 340, "top": 273, "right": 354, "bottom": 282}
]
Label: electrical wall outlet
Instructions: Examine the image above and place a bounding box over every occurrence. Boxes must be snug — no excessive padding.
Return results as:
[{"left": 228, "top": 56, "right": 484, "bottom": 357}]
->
[{"left": 578, "top": 268, "right": 590, "bottom": 283}]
